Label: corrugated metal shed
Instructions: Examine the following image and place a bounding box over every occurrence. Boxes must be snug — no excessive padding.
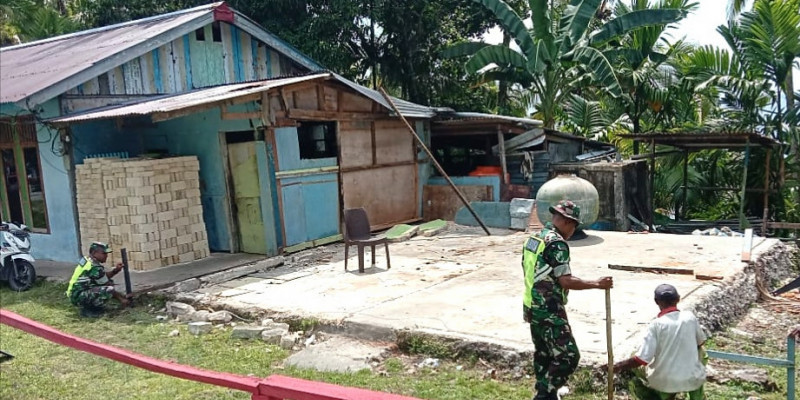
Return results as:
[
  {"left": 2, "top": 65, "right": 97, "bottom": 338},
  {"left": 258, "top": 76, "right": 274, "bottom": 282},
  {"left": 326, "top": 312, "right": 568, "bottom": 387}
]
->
[
  {"left": 0, "top": 4, "right": 219, "bottom": 103},
  {"left": 46, "top": 73, "right": 435, "bottom": 124}
]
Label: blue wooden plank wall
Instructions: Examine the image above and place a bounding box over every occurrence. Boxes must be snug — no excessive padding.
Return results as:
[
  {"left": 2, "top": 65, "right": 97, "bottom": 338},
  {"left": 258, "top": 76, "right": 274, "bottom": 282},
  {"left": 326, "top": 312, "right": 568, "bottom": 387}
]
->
[{"left": 64, "top": 22, "right": 304, "bottom": 109}]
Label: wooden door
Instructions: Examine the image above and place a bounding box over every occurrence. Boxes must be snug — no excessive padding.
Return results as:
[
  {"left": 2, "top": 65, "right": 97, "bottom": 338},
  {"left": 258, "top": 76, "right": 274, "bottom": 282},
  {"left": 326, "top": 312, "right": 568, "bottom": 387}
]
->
[{"left": 227, "top": 142, "right": 268, "bottom": 254}]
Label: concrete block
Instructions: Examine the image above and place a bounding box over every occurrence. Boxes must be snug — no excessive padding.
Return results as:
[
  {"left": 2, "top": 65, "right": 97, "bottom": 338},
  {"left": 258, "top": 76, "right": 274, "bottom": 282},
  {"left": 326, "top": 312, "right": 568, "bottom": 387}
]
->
[
  {"left": 261, "top": 327, "right": 289, "bottom": 345},
  {"left": 186, "top": 310, "right": 210, "bottom": 322},
  {"left": 454, "top": 202, "right": 511, "bottom": 229},
  {"left": 178, "top": 252, "right": 195, "bottom": 263},
  {"left": 166, "top": 302, "right": 195, "bottom": 318},
  {"left": 207, "top": 311, "right": 233, "bottom": 324},
  {"left": 510, "top": 217, "right": 528, "bottom": 231},
  {"left": 510, "top": 198, "right": 535, "bottom": 218},
  {"left": 231, "top": 326, "right": 265, "bottom": 340}
]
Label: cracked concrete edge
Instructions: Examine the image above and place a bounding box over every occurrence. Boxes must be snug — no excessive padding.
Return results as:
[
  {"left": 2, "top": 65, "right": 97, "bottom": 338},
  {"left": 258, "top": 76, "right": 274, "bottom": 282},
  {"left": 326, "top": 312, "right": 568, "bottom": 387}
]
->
[
  {"left": 688, "top": 241, "right": 797, "bottom": 333},
  {"left": 155, "top": 256, "right": 285, "bottom": 295},
  {"left": 151, "top": 243, "right": 798, "bottom": 368}
]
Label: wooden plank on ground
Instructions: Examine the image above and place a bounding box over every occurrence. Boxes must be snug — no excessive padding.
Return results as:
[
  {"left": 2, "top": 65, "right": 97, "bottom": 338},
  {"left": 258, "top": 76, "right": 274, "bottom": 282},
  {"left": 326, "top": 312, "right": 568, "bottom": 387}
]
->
[{"left": 608, "top": 264, "right": 694, "bottom": 275}]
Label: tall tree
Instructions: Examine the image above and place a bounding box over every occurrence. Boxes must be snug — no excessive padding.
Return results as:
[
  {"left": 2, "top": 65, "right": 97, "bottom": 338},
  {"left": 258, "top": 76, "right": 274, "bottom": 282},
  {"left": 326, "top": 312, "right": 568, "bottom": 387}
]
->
[{"left": 445, "top": 0, "right": 688, "bottom": 128}]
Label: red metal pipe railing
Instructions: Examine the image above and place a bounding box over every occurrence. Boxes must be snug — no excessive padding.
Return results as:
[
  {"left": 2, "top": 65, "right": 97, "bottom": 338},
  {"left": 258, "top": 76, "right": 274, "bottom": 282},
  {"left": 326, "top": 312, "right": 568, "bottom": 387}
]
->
[{"left": 0, "top": 309, "right": 420, "bottom": 400}]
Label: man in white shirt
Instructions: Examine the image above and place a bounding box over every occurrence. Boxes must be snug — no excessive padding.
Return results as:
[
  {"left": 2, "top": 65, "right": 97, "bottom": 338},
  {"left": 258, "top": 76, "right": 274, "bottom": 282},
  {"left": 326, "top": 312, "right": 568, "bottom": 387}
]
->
[{"left": 612, "top": 284, "right": 707, "bottom": 400}]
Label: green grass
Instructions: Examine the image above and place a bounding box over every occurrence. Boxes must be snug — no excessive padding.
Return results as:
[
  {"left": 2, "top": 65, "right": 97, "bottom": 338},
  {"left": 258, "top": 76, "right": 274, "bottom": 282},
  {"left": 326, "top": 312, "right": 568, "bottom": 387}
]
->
[{"left": 0, "top": 281, "right": 794, "bottom": 399}]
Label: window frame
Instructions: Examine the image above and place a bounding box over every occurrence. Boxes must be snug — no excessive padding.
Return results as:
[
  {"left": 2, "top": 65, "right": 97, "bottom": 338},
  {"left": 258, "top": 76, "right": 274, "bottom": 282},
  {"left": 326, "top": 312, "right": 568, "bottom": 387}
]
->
[{"left": 0, "top": 116, "right": 50, "bottom": 233}]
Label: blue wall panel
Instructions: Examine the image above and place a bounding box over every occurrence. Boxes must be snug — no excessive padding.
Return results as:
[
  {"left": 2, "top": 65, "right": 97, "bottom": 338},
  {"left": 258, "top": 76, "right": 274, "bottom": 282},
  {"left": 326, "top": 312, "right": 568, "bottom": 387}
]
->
[
  {"left": 1, "top": 100, "right": 80, "bottom": 262},
  {"left": 280, "top": 184, "right": 307, "bottom": 246},
  {"left": 302, "top": 177, "right": 340, "bottom": 239}
]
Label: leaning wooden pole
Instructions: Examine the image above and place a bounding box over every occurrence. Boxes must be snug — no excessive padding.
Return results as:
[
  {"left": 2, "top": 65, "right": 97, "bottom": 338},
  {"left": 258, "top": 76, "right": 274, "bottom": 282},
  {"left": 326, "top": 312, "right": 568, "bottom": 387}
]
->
[
  {"left": 606, "top": 288, "right": 614, "bottom": 400},
  {"left": 378, "top": 88, "right": 491, "bottom": 236}
]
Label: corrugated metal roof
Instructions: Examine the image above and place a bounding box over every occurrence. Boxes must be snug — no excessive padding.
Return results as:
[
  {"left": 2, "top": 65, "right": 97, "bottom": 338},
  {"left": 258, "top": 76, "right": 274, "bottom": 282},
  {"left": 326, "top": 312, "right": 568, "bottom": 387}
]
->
[
  {"left": 333, "top": 73, "right": 436, "bottom": 119},
  {"left": 440, "top": 112, "right": 543, "bottom": 127},
  {"left": 0, "top": 3, "right": 221, "bottom": 103},
  {"left": 48, "top": 74, "right": 331, "bottom": 124},
  {"left": 46, "top": 73, "right": 435, "bottom": 124}
]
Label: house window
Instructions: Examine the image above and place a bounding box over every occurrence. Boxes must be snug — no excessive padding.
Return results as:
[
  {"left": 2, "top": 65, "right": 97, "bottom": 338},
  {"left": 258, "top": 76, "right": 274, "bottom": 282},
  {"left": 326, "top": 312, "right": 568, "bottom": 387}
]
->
[
  {"left": 211, "top": 22, "right": 222, "bottom": 42},
  {"left": 0, "top": 116, "right": 49, "bottom": 232},
  {"left": 195, "top": 27, "right": 206, "bottom": 41},
  {"left": 297, "top": 121, "right": 337, "bottom": 159}
]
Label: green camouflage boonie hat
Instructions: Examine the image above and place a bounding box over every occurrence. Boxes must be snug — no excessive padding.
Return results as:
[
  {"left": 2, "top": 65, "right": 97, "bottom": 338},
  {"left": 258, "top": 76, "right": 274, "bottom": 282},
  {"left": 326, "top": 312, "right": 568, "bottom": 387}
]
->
[
  {"left": 549, "top": 200, "right": 581, "bottom": 224},
  {"left": 89, "top": 242, "right": 112, "bottom": 254}
]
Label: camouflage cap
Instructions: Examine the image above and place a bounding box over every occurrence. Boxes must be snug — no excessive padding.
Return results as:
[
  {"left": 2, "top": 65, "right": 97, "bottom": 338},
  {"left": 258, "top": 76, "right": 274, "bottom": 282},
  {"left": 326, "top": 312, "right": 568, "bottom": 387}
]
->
[
  {"left": 89, "top": 242, "right": 112, "bottom": 254},
  {"left": 549, "top": 200, "right": 581, "bottom": 224}
]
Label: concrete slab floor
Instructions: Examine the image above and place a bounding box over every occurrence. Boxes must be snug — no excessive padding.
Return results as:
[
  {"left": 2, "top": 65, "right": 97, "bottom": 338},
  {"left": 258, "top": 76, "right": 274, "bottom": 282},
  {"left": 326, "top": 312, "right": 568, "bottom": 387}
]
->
[{"left": 192, "top": 225, "right": 780, "bottom": 364}]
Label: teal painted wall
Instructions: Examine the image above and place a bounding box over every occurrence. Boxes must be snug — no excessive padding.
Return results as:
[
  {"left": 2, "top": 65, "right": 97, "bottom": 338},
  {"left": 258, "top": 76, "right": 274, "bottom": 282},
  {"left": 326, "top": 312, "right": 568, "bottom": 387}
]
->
[
  {"left": 64, "top": 22, "right": 307, "bottom": 107},
  {"left": 0, "top": 100, "right": 80, "bottom": 262},
  {"left": 141, "top": 102, "right": 268, "bottom": 253}
]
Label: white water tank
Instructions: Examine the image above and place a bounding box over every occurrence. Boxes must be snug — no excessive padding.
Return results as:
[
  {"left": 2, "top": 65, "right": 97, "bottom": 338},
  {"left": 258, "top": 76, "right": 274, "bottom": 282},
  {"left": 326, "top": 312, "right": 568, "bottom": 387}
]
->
[{"left": 535, "top": 174, "right": 600, "bottom": 229}]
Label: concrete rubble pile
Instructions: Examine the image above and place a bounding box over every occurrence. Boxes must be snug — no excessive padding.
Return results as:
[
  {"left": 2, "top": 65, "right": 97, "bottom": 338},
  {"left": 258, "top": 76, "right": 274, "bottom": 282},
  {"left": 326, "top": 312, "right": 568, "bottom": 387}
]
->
[
  {"left": 76, "top": 156, "right": 209, "bottom": 270},
  {"left": 691, "top": 227, "right": 744, "bottom": 237}
]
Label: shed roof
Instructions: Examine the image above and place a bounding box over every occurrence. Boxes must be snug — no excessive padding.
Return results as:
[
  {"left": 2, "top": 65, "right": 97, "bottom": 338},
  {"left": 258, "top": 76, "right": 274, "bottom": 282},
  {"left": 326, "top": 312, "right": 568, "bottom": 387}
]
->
[
  {"left": 435, "top": 112, "right": 543, "bottom": 128},
  {"left": 46, "top": 73, "right": 433, "bottom": 124},
  {"left": 0, "top": 2, "right": 323, "bottom": 105},
  {"left": 618, "top": 132, "right": 780, "bottom": 149}
]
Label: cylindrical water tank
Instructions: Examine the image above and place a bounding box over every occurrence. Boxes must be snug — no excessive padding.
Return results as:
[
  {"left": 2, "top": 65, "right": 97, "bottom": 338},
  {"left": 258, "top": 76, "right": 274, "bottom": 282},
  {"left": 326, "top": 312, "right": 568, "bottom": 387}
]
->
[{"left": 535, "top": 174, "right": 599, "bottom": 229}]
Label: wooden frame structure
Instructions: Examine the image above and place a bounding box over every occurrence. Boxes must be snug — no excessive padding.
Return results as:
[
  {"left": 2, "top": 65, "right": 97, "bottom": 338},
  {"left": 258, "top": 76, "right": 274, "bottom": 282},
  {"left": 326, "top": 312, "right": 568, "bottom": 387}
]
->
[{"left": 620, "top": 132, "right": 788, "bottom": 234}]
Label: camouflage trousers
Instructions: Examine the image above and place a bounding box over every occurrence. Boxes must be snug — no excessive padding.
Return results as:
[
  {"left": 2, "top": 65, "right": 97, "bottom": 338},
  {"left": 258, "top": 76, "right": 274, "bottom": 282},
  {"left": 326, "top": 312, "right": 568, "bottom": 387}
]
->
[
  {"left": 71, "top": 286, "right": 115, "bottom": 309},
  {"left": 529, "top": 310, "right": 580, "bottom": 394}
]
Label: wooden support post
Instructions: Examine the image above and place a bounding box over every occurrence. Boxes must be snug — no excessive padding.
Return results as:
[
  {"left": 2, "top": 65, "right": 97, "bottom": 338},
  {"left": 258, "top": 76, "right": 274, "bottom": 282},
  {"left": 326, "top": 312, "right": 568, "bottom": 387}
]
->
[
  {"left": 648, "top": 139, "right": 655, "bottom": 230},
  {"left": 497, "top": 126, "right": 509, "bottom": 185},
  {"left": 762, "top": 148, "right": 771, "bottom": 236},
  {"left": 378, "top": 87, "right": 491, "bottom": 236},
  {"left": 681, "top": 149, "right": 688, "bottom": 221},
  {"left": 605, "top": 289, "right": 614, "bottom": 400},
  {"left": 739, "top": 139, "right": 751, "bottom": 231}
]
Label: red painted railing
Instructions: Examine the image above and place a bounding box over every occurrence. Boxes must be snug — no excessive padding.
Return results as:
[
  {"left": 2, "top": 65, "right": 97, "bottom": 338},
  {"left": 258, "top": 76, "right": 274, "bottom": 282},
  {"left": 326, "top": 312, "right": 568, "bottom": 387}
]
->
[{"left": 0, "top": 309, "right": 420, "bottom": 400}]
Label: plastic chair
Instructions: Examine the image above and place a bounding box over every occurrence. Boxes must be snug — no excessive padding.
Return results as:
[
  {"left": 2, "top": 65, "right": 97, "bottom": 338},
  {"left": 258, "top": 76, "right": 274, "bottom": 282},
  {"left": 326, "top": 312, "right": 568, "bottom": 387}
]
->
[{"left": 343, "top": 208, "right": 391, "bottom": 273}]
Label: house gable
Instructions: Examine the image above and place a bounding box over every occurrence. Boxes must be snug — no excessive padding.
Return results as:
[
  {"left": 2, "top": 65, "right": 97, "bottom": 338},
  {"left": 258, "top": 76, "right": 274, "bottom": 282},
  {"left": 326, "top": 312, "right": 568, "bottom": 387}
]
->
[
  {"left": 62, "top": 21, "right": 309, "bottom": 114},
  {"left": 1, "top": 2, "right": 322, "bottom": 109}
]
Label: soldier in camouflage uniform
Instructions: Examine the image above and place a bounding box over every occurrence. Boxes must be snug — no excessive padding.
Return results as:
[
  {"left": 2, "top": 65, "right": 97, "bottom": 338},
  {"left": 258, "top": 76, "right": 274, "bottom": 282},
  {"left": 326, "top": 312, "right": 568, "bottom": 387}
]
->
[
  {"left": 66, "top": 242, "right": 129, "bottom": 318},
  {"left": 522, "top": 200, "right": 613, "bottom": 400}
]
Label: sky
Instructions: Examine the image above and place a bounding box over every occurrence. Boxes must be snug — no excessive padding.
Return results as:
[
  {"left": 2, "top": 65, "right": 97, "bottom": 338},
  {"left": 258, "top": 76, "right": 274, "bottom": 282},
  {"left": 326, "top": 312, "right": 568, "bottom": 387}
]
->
[{"left": 482, "top": 0, "right": 800, "bottom": 91}]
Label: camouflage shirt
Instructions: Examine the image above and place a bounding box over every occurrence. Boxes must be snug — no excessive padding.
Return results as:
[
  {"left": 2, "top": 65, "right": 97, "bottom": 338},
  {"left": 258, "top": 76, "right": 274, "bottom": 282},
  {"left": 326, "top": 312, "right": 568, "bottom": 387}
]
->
[
  {"left": 529, "top": 223, "right": 572, "bottom": 314},
  {"left": 70, "top": 258, "right": 109, "bottom": 298}
]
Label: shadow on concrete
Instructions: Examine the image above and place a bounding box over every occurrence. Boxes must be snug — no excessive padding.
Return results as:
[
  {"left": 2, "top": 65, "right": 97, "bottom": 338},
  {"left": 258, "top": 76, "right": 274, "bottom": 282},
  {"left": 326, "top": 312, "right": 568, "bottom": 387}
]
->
[
  {"left": 345, "top": 266, "right": 390, "bottom": 276},
  {"left": 568, "top": 234, "right": 605, "bottom": 247}
]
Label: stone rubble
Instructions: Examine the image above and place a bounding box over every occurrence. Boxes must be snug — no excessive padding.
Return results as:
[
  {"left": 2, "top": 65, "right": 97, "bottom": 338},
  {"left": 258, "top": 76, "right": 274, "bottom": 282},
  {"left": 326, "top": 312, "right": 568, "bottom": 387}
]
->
[{"left": 188, "top": 322, "right": 213, "bottom": 335}]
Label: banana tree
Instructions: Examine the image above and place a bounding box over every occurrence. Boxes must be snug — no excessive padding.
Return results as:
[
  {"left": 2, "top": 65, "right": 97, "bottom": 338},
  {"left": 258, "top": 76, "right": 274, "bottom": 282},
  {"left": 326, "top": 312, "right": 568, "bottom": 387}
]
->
[{"left": 444, "top": 0, "right": 687, "bottom": 128}]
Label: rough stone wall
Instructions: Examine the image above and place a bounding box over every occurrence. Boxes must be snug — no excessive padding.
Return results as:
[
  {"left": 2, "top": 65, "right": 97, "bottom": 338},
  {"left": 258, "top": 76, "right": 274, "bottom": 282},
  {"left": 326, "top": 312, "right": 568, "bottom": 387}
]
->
[{"left": 689, "top": 241, "right": 798, "bottom": 332}]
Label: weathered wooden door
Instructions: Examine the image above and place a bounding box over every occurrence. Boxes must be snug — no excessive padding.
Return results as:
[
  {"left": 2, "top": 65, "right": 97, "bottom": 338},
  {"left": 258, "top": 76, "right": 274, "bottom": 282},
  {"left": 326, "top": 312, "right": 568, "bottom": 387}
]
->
[{"left": 227, "top": 142, "right": 268, "bottom": 254}]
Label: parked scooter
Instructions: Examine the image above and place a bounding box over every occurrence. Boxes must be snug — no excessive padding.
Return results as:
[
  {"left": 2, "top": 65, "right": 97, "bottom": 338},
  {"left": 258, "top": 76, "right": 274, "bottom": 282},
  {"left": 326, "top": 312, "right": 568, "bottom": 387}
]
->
[{"left": 0, "top": 221, "right": 36, "bottom": 291}]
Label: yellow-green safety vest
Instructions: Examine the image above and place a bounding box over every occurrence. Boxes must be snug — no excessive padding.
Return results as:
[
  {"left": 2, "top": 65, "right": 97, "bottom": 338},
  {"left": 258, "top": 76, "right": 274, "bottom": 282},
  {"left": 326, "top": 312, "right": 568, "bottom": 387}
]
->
[
  {"left": 66, "top": 257, "right": 93, "bottom": 297},
  {"left": 521, "top": 235, "right": 547, "bottom": 310}
]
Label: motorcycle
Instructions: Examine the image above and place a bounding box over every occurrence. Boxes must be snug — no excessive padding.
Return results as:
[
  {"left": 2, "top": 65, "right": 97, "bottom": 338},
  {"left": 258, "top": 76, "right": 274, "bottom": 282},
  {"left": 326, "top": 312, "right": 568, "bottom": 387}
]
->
[{"left": 0, "top": 221, "right": 36, "bottom": 291}]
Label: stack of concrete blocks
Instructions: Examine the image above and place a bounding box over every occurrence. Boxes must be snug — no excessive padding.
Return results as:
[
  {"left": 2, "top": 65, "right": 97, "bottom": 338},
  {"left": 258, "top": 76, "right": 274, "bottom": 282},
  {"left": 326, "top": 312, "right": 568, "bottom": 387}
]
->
[
  {"left": 510, "top": 198, "right": 536, "bottom": 231},
  {"left": 75, "top": 156, "right": 209, "bottom": 271},
  {"left": 76, "top": 159, "right": 112, "bottom": 260}
]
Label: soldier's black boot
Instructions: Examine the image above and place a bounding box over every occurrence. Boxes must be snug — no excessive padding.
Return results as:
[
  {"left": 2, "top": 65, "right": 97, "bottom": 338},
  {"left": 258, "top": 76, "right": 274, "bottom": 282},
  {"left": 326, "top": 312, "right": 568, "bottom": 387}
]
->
[
  {"left": 80, "top": 306, "right": 104, "bottom": 318},
  {"left": 532, "top": 391, "right": 557, "bottom": 400}
]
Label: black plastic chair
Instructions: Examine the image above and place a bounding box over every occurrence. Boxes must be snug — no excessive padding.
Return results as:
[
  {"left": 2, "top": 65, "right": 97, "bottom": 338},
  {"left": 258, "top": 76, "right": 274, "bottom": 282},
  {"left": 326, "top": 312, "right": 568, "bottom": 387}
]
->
[{"left": 343, "top": 208, "right": 391, "bottom": 273}]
